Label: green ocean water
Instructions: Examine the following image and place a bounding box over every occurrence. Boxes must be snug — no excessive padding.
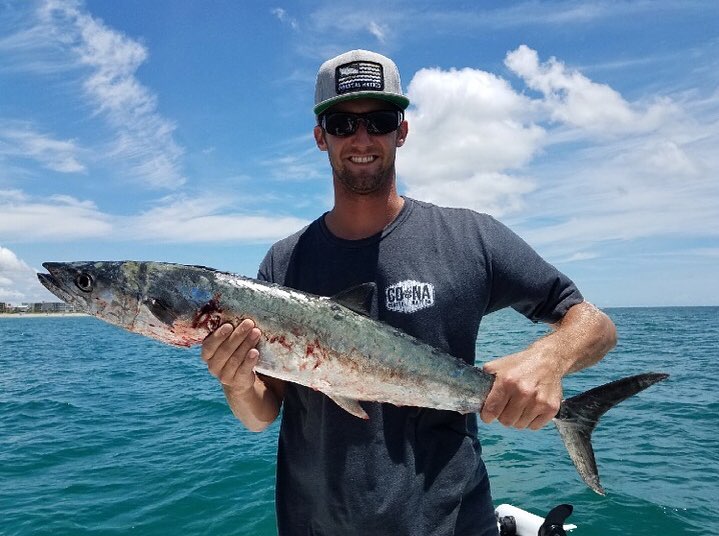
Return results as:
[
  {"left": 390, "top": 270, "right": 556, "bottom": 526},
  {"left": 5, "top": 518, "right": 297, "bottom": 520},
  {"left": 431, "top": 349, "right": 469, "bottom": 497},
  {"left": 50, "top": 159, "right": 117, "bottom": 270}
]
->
[{"left": 1, "top": 307, "right": 717, "bottom": 535}]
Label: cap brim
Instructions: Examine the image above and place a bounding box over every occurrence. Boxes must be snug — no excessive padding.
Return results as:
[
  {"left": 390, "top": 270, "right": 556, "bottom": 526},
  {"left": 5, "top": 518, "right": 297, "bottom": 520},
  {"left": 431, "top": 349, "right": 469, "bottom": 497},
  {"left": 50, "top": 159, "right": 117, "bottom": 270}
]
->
[{"left": 314, "top": 92, "right": 410, "bottom": 116}]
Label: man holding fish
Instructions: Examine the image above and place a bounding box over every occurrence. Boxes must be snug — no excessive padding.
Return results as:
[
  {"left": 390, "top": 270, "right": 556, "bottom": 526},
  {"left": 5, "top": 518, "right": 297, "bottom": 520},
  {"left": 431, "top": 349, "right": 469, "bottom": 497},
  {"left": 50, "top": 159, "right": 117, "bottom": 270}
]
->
[{"left": 202, "top": 50, "right": 617, "bottom": 536}]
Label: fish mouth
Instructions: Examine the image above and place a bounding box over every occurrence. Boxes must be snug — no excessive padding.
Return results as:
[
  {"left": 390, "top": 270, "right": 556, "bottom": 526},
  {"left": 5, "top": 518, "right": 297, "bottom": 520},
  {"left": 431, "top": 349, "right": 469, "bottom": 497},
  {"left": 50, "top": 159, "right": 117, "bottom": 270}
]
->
[{"left": 37, "top": 263, "right": 75, "bottom": 304}]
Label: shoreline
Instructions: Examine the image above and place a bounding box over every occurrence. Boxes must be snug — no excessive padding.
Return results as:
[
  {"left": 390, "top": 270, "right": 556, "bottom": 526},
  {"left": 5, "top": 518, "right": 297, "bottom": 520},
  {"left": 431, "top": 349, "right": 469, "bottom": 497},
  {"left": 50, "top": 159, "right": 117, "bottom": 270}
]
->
[{"left": 0, "top": 313, "right": 89, "bottom": 318}]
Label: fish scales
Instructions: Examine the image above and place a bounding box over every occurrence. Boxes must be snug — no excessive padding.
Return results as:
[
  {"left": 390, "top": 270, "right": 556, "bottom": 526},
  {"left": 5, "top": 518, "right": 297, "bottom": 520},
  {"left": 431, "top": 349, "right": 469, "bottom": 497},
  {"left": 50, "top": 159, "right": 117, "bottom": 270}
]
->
[{"left": 215, "top": 269, "right": 492, "bottom": 413}]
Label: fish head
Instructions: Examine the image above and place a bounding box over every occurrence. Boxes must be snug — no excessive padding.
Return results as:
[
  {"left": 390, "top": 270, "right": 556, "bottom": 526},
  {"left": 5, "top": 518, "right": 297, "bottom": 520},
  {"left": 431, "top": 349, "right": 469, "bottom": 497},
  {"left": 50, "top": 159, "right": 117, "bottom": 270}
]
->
[{"left": 38, "top": 261, "right": 222, "bottom": 347}]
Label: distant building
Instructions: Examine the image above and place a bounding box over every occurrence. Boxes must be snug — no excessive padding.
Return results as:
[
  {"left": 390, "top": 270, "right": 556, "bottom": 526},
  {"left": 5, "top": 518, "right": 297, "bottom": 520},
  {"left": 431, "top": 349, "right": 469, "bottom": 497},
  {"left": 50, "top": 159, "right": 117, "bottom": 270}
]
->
[
  {"left": 16, "top": 302, "right": 77, "bottom": 314},
  {"left": 39, "top": 302, "right": 77, "bottom": 313}
]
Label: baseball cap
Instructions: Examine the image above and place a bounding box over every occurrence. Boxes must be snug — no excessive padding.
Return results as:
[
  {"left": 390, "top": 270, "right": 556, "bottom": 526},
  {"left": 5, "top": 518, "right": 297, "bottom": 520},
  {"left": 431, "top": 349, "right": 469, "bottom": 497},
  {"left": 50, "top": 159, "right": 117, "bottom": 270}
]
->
[{"left": 314, "top": 49, "right": 410, "bottom": 116}]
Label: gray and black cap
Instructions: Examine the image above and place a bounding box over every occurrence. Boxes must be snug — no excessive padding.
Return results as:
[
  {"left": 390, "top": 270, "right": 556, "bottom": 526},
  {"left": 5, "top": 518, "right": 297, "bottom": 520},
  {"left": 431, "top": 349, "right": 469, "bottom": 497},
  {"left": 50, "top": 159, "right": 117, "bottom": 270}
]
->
[{"left": 314, "top": 49, "right": 410, "bottom": 116}]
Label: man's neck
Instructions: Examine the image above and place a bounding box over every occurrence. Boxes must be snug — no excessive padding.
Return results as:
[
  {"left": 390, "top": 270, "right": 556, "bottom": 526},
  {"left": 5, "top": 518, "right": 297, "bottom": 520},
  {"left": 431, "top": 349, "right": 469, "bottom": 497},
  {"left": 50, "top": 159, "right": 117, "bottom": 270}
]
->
[{"left": 325, "top": 186, "right": 405, "bottom": 241}]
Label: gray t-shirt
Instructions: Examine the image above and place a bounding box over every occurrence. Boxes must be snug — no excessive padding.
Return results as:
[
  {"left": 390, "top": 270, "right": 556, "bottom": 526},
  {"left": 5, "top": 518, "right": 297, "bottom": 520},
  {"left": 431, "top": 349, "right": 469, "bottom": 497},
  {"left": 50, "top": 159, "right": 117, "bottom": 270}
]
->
[{"left": 258, "top": 197, "right": 583, "bottom": 536}]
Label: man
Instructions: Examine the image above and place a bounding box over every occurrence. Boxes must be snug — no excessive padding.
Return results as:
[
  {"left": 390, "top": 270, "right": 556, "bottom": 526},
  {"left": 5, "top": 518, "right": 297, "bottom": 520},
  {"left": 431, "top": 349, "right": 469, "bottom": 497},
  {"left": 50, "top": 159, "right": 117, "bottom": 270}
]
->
[{"left": 202, "top": 50, "right": 617, "bottom": 535}]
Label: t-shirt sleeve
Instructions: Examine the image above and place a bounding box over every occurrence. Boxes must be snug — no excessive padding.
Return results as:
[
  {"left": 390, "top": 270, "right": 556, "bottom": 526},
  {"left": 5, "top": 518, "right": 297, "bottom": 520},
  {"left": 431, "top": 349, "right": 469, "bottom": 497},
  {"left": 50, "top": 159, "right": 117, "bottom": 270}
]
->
[
  {"left": 482, "top": 216, "right": 583, "bottom": 323},
  {"left": 257, "top": 248, "right": 274, "bottom": 283}
]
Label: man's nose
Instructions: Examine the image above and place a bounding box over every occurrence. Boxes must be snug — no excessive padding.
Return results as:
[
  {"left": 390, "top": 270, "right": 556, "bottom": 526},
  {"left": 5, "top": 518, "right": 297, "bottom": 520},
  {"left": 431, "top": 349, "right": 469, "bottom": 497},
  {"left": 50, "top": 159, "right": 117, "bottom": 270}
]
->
[{"left": 351, "top": 119, "right": 373, "bottom": 143}]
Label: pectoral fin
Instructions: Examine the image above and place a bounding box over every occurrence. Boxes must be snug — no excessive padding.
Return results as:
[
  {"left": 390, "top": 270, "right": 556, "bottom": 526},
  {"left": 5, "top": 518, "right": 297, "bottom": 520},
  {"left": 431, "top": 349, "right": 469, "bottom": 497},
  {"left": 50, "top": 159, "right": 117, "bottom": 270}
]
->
[{"left": 328, "top": 395, "right": 369, "bottom": 419}]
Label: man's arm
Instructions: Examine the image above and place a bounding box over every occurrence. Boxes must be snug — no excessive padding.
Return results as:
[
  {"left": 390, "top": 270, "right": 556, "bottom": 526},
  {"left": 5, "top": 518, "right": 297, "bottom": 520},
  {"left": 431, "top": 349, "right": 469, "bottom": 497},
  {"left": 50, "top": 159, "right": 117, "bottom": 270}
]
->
[
  {"left": 480, "top": 301, "right": 617, "bottom": 430},
  {"left": 202, "top": 320, "right": 285, "bottom": 432}
]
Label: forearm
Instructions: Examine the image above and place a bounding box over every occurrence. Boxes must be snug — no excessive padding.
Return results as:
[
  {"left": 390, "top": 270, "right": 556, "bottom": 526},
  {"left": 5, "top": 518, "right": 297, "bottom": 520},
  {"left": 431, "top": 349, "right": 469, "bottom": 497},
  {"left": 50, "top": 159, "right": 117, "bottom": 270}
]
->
[
  {"left": 481, "top": 301, "right": 617, "bottom": 429},
  {"left": 223, "top": 375, "right": 283, "bottom": 432},
  {"left": 535, "top": 300, "right": 617, "bottom": 376}
]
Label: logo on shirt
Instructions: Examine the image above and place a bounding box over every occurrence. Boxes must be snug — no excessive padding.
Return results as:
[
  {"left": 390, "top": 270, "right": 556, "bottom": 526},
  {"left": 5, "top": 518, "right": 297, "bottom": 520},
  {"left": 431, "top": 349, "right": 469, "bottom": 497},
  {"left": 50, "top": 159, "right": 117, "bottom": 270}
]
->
[{"left": 385, "top": 280, "right": 435, "bottom": 314}]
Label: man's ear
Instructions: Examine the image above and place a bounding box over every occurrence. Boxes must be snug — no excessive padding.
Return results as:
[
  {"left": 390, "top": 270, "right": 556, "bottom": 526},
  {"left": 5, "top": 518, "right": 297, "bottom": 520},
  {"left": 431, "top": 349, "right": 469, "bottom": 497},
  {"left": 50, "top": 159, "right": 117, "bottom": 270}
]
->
[
  {"left": 396, "top": 121, "right": 409, "bottom": 147},
  {"left": 314, "top": 125, "right": 328, "bottom": 151}
]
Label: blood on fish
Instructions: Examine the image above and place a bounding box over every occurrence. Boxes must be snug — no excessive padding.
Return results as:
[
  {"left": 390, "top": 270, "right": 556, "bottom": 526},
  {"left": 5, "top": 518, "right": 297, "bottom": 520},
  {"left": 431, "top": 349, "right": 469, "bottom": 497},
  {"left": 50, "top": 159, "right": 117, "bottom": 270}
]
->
[
  {"left": 192, "top": 294, "right": 223, "bottom": 330},
  {"left": 268, "top": 334, "right": 293, "bottom": 351}
]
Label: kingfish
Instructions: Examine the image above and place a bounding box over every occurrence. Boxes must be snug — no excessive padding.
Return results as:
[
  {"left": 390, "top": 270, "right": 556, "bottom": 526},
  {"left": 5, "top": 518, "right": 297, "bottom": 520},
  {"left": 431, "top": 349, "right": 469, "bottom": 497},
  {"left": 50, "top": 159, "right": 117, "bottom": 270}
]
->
[{"left": 38, "top": 260, "right": 668, "bottom": 495}]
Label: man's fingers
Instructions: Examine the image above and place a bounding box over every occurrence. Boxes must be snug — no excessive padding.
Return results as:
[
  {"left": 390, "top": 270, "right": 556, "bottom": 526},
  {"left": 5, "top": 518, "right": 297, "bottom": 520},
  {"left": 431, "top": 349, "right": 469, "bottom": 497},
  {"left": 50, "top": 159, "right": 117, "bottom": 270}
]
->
[
  {"left": 203, "top": 319, "right": 258, "bottom": 379},
  {"left": 217, "top": 328, "right": 261, "bottom": 384},
  {"left": 527, "top": 412, "right": 555, "bottom": 431},
  {"left": 481, "top": 379, "right": 559, "bottom": 429},
  {"left": 497, "top": 401, "right": 523, "bottom": 427},
  {"left": 212, "top": 320, "right": 254, "bottom": 361},
  {"left": 201, "top": 323, "right": 233, "bottom": 361},
  {"left": 224, "top": 321, "right": 259, "bottom": 355},
  {"left": 498, "top": 394, "right": 559, "bottom": 429},
  {"left": 226, "top": 348, "right": 260, "bottom": 385},
  {"left": 526, "top": 398, "right": 560, "bottom": 430},
  {"left": 480, "top": 387, "right": 509, "bottom": 424}
]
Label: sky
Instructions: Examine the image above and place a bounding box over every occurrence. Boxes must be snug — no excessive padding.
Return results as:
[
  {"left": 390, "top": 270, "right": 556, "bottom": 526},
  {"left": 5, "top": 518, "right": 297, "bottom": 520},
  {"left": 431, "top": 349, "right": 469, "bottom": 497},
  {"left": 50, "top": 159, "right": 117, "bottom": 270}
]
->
[{"left": 1, "top": 0, "right": 718, "bottom": 307}]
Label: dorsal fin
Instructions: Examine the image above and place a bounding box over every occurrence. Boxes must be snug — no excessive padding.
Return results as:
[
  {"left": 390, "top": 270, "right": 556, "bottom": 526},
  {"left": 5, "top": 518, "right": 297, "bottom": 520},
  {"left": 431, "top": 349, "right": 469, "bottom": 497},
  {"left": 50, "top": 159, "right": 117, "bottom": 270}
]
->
[{"left": 331, "top": 282, "right": 376, "bottom": 317}]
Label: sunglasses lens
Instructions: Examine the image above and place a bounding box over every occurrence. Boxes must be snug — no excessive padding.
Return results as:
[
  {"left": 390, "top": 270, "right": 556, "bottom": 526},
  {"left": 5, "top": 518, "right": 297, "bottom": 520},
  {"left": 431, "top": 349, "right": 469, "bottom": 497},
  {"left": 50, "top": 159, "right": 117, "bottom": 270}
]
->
[
  {"left": 365, "top": 111, "right": 401, "bottom": 135},
  {"left": 323, "top": 111, "right": 401, "bottom": 137},
  {"left": 323, "top": 114, "right": 357, "bottom": 136}
]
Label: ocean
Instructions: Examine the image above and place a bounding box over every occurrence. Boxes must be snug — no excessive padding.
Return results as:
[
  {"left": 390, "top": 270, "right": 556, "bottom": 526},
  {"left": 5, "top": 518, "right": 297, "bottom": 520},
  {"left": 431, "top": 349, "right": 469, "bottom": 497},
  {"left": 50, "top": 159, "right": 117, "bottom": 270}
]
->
[{"left": 1, "top": 307, "right": 717, "bottom": 535}]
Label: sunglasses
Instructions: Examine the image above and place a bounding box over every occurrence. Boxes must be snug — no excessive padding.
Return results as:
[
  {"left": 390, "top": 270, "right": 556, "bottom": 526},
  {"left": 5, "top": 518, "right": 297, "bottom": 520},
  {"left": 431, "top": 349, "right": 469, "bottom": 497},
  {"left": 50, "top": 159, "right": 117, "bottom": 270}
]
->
[{"left": 320, "top": 110, "right": 403, "bottom": 137}]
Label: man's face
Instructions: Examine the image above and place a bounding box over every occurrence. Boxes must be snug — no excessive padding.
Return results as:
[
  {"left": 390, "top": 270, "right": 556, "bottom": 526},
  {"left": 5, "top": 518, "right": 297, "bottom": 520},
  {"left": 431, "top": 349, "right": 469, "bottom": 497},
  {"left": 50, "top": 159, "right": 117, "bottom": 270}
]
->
[{"left": 314, "top": 99, "right": 408, "bottom": 196}]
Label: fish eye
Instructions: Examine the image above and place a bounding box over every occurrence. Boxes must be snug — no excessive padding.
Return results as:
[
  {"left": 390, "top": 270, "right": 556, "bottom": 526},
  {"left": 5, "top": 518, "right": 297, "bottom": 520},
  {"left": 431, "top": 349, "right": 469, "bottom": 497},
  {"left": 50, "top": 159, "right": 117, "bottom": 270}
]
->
[{"left": 75, "top": 273, "right": 94, "bottom": 293}]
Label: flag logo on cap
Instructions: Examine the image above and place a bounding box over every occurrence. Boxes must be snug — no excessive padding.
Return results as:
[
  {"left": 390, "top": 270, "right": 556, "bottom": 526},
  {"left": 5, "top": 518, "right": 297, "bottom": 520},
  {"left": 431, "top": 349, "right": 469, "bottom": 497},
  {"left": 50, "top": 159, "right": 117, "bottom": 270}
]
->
[{"left": 336, "top": 61, "right": 384, "bottom": 95}]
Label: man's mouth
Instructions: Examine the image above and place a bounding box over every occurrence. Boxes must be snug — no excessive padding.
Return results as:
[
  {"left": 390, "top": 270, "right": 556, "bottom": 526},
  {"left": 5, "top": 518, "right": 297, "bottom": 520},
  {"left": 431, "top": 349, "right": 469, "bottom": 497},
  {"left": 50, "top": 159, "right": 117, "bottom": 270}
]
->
[{"left": 349, "top": 155, "right": 377, "bottom": 164}]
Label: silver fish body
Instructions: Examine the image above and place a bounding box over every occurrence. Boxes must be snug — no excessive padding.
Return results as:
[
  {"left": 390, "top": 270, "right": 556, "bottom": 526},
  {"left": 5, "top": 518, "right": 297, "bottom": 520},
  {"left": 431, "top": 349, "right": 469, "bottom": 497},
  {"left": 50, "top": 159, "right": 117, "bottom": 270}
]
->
[{"left": 38, "top": 260, "right": 668, "bottom": 495}]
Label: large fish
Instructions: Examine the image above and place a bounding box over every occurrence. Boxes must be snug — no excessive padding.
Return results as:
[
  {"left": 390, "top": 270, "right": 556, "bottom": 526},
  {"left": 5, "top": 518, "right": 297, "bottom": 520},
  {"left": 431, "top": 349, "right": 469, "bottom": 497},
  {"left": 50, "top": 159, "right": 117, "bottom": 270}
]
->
[{"left": 38, "top": 260, "right": 667, "bottom": 495}]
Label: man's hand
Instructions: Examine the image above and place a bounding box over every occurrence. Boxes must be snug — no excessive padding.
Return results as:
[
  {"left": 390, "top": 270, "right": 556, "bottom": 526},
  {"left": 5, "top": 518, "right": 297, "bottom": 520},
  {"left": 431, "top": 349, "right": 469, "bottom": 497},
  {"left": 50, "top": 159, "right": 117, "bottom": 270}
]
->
[
  {"left": 479, "top": 301, "right": 617, "bottom": 431},
  {"left": 202, "top": 319, "right": 283, "bottom": 432},
  {"left": 201, "top": 319, "right": 262, "bottom": 391},
  {"left": 480, "top": 349, "right": 564, "bottom": 431}
]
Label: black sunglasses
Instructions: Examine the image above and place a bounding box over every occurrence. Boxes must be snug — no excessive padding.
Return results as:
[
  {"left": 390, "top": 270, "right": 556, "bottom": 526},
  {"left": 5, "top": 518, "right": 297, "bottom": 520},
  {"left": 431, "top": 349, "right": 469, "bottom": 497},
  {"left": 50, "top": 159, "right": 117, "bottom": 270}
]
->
[{"left": 320, "top": 110, "right": 403, "bottom": 137}]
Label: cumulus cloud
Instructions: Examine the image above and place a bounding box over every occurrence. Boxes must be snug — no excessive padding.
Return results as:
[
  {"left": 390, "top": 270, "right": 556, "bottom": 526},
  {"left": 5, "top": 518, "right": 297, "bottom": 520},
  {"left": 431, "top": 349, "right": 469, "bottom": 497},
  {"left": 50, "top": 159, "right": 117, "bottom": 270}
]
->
[
  {"left": 0, "top": 246, "right": 54, "bottom": 304},
  {"left": 397, "top": 65, "right": 543, "bottom": 215},
  {"left": 504, "top": 44, "right": 676, "bottom": 136},
  {"left": 396, "top": 45, "right": 719, "bottom": 262}
]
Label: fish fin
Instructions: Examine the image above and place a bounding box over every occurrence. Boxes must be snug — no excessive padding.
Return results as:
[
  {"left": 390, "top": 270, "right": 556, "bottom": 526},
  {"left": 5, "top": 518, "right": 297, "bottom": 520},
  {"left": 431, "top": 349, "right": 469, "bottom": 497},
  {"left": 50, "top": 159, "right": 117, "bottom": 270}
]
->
[
  {"left": 330, "top": 283, "right": 376, "bottom": 317},
  {"left": 328, "top": 395, "right": 369, "bottom": 419},
  {"left": 554, "top": 372, "right": 669, "bottom": 495}
]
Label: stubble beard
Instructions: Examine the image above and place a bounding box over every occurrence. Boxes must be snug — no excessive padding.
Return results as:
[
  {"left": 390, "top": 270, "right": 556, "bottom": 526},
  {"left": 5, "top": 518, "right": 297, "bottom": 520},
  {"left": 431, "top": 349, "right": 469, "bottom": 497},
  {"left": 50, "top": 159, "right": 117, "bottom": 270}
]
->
[{"left": 332, "top": 156, "right": 396, "bottom": 195}]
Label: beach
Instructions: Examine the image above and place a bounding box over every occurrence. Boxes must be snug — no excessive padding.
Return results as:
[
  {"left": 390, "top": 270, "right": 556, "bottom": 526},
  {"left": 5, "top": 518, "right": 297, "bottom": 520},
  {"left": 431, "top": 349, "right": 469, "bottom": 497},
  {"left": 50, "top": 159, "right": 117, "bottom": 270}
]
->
[{"left": 0, "top": 312, "right": 89, "bottom": 318}]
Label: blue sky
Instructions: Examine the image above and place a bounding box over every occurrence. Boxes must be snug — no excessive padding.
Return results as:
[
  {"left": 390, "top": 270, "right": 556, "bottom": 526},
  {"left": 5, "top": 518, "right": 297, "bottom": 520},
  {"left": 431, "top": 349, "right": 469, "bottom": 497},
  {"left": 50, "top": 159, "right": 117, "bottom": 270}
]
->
[{"left": 1, "top": 0, "right": 717, "bottom": 307}]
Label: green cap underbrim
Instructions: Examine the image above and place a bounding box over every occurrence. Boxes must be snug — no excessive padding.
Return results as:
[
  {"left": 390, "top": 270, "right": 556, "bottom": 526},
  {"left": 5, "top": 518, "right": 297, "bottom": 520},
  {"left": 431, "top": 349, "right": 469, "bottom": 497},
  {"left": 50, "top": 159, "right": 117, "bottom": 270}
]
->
[{"left": 314, "top": 92, "right": 410, "bottom": 116}]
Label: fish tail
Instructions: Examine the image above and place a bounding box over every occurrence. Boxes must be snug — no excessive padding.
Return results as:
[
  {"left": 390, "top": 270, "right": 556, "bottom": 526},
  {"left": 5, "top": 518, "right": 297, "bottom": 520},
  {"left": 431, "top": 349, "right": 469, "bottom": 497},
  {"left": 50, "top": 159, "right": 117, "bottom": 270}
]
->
[{"left": 553, "top": 372, "right": 669, "bottom": 495}]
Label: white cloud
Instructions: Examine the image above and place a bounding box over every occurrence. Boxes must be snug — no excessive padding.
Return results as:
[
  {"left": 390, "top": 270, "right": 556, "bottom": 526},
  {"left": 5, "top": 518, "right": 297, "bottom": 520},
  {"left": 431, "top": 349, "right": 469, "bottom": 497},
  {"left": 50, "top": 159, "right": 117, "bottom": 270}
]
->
[
  {"left": 559, "top": 251, "right": 600, "bottom": 263},
  {"left": 0, "top": 190, "right": 112, "bottom": 241},
  {"left": 504, "top": 45, "right": 676, "bottom": 136},
  {"left": 0, "top": 246, "right": 54, "bottom": 304},
  {"left": 125, "top": 195, "right": 309, "bottom": 243},
  {"left": 2, "top": 0, "right": 185, "bottom": 188},
  {"left": 367, "top": 21, "right": 388, "bottom": 43},
  {"left": 271, "top": 7, "right": 299, "bottom": 30},
  {"left": 0, "top": 122, "right": 85, "bottom": 173},
  {"left": 397, "top": 66, "right": 543, "bottom": 215},
  {"left": 264, "top": 146, "right": 326, "bottom": 182},
  {"left": 395, "top": 45, "right": 719, "bottom": 262},
  {"left": 0, "top": 190, "right": 309, "bottom": 245}
]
